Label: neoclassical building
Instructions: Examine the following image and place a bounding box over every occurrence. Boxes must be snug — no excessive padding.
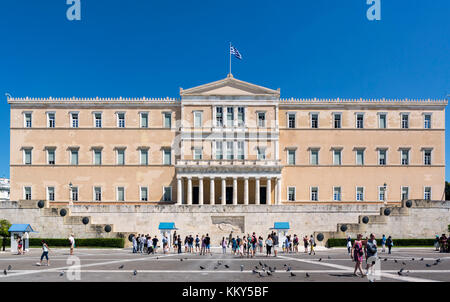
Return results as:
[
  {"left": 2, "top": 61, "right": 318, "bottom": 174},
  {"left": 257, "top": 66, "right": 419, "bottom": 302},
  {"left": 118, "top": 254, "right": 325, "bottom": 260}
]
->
[{"left": 8, "top": 74, "right": 447, "bottom": 205}]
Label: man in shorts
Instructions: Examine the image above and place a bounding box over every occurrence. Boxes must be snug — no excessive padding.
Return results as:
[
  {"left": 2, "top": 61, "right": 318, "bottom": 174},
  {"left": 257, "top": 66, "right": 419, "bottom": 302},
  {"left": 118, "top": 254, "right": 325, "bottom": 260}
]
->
[{"left": 272, "top": 233, "right": 279, "bottom": 257}]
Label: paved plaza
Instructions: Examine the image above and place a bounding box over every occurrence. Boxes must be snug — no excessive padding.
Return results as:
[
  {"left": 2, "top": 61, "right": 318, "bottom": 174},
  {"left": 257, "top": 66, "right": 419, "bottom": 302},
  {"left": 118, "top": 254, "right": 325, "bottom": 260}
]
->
[{"left": 0, "top": 247, "right": 448, "bottom": 282}]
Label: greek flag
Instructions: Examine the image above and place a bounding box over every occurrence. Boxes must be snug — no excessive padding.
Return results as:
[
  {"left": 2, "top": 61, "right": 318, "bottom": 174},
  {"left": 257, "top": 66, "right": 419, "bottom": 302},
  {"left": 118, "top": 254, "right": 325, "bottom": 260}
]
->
[{"left": 230, "top": 45, "right": 243, "bottom": 60}]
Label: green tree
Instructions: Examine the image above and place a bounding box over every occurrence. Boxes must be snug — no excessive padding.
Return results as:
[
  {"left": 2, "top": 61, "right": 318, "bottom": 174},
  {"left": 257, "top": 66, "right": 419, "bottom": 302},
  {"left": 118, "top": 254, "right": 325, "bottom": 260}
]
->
[
  {"left": 446, "top": 181, "right": 450, "bottom": 201},
  {"left": 0, "top": 219, "right": 11, "bottom": 251}
]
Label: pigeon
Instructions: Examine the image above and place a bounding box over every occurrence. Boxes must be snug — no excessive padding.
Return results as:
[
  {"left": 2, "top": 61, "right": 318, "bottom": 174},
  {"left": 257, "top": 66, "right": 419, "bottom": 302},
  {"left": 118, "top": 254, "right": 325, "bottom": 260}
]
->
[
  {"left": 420, "top": 258, "right": 424, "bottom": 261},
  {"left": 255, "top": 266, "right": 259, "bottom": 270},
  {"left": 218, "top": 261, "right": 222, "bottom": 265},
  {"left": 118, "top": 265, "right": 124, "bottom": 269},
  {"left": 259, "top": 261, "right": 263, "bottom": 266},
  {"left": 318, "top": 258, "right": 322, "bottom": 262},
  {"left": 266, "top": 271, "right": 272, "bottom": 276},
  {"left": 3, "top": 269, "right": 6, "bottom": 276},
  {"left": 394, "top": 259, "right": 398, "bottom": 263},
  {"left": 426, "top": 264, "right": 432, "bottom": 267},
  {"left": 384, "top": 258, "right": 388, "bottom": 262},
  {"left": 433, "top": 262, "right": 438, "bottom": 266},
  {"left": 399, "top": 268, "right": 404, "bottom": 273},
  {"left": 328, "top": 256, "right": 331, "bottom": 259},
  {"left": 258, "top": 272, "right": 264, "bottom": 278},
  {"left": 305, "top": 273, "right": 310, "bottom": 278},
  {"left": 240, "top": 265, "right": 244, "bottom": 272},
  {"left": 156, "top": 257, "right": 159, "bottom": 260},
  {"left": 412, "top": 258, "right": 415, "bottom": 261},
  {"left": 268, "top": 266, "right": 273, "bottom": 272},
  {"left": 436, "top": 259, "right": 441, "bottom": 263},
  {"left": 214, "top": 266, "right": 218, "bottom": 270},
  {"left": 180, "top": 259, "right": 183, "bottom": 262},
  {"left": 397, "top": 271, "right": 403, "bottom": 276},
  {"left": 402, "top": 262, "right": 406, "bottom": 266},
  {"left": 7, "top": 265, "right": 12, "bottom": 271},
  {"left": 133, "top": 270, "right": 137, "bottom": 276},
  {"left": 290, "top": 272, "right": 296, "bottom": 277},
  {"left": 283, "top": 264, "right": 287, "bottom": 267},
  {"left": 200, "top": 266, "right": 205, "bottom": 270},
  {"left": 59, "top": 271, "right": 65, "bottom": 277},
  {"left": 252, "top": 269, "right": 258, "bottom": 274},
  {"left": 224, "top": 264, "right": 230, "bottom": 269},
  {"left": 272, "top": 267, "right": 276, "bottom": 272},
  {"left": 286, "top": 266, "right": 291, "bottom": 272}
]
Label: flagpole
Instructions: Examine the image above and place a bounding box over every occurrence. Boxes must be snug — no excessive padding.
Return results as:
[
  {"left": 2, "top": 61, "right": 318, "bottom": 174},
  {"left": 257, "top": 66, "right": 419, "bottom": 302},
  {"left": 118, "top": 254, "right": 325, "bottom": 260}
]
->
[{"left": 229, "top": 42, "right": 231, "bottom": 76}]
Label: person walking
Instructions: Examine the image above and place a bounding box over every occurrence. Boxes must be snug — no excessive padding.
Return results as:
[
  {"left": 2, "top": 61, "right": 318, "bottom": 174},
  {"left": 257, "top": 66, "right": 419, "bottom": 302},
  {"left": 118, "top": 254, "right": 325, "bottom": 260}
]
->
[
  {"left": 346, "top": 236, "right": 352, "bottom": 254},
  {"left": 195, "top": 235, "right": 200, "bottom": 253},
  {"left": 200, "top": 235, "right": 206, "bottom": 255},
  {"left": 265, "top": 235, "right": 273, "bottom": 257},
  {"left": 132, "top": 235, "right": 137, "bottom": 254},
  {"left": 228, "top": 231, "right": 233, "bottom": 248},
  {"left": 386, "top": 236, "right": 393, "bottom": 254},
  {"left": 205, "top": 234, "right": 211, "bottom": 255},
  {"left": 272, "top": 232, "right": 279, "bottom": 257},
  {"left": 309, "top": 235, "right": 316, "bottom": 255},
  {"left": 381, "top": 234, "right": 386, "bottom": 253},
  {"left": 365, "top": 233, "right": 378, "bottom": 273},
  {"left": 177, "top": 235, "right": 182, "bottom": 254},
  {"left": 303, "top": 235, "right": 309, "bottom": 253},
  {"left": 231, "top": 237, "right": 237, "bottom": 255},
  {"left": 147, "top": 236, "right": 153, "bottom": 254},
  {"left": 39, "top": 240, "right": 51, "bottom": 266},
  {"left": 69, "top": 234, "right": 75, "bottom": 255},
  {"left": 152, "top": 235, "right": 159, "bottom": 254},
  {"left": 351, "top": 234, "right": 365, "bottom": 277},
  {"left": 221, "top": 237, "right": 227, "bottom": 254},
  {"left": 434, "top": 235, "right": 440, "bottom": 251},
  {"left": 258, "top": 236, "right": 264, "bottom": 254}
]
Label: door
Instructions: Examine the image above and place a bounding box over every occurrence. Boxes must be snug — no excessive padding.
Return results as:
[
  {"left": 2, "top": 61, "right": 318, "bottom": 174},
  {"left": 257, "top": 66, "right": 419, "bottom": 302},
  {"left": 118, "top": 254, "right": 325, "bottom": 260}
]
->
[
  {"left": 193, "top": 187, "right": 199, "bottom": 204},
  {"left": 226, "top": 187, "right": 233, "bottom": 204},
  {"left": 260, "top": 187, "right": 267, "bottom": 204}
]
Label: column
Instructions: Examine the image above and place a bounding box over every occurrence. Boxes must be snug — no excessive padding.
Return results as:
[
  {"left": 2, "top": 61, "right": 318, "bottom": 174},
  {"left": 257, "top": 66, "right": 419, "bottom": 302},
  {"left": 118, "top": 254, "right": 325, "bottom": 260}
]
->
[
  {"left": 276, "top": 177, "right": 281, "bottom": 205},
  {"left": 177, "top": 176, "right": 182, "bottom": 205},
  {"left": 266, "top": 178, "right": 271, "bottom": 205},
  {"left": 210, "top": 177, "right": 215, "bottom": 204},
  {"left": 187, "top": 177, "right": 192, "bottom": 205},
  {"left": 221, "top": 177, "right": 226, "bottom": 205},
  {"left": 255, "top": 177, "right": 260, "bottom": 205},
  {"left": 199, "top": 177, "right": 204, "bottom": 205},
  {"left": 233, "top": 177, "right": 238, "bottom": 205},
  {"left": 244, "top": 177, "right": 249, "bottom": 205}
]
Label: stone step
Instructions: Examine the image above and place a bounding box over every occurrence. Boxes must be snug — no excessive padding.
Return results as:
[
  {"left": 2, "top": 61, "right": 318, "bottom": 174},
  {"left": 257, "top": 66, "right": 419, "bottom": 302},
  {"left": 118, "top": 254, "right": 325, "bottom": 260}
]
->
[
  {"left": 64, "top": 216, "right": 90, "bottom": 225},
  {"left": 17, "top": 199, "right": 47, "bottom": 209},
  {"left": 358, "top": 215, "right": 387, "bottom": 224}
]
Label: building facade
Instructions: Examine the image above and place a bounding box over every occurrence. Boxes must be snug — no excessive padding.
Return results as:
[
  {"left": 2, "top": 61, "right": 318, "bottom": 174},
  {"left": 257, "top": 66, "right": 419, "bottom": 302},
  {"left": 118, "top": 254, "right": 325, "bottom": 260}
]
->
[{"left": 8, "top": 75, "right": 447, "bottom": 205}]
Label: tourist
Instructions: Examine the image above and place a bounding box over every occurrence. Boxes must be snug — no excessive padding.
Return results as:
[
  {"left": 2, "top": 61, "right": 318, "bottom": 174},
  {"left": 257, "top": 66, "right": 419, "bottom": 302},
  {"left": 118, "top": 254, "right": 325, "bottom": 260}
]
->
[
  {"left": 381, "top": 234, "right": 386, "bottom": 253},
  {"left": 242, "top": 236, "right": 248, "bottom": 257},
  {"left": 139, "top": 235, "right": 145, "bottom": 253},
  {"left": 221, "top": 237, "right": 227, "bottom": 254},
  {"left": 272, "top": 232, "right": 279, "bottom": 257},
  {"left": 177, "top": 235, "right": 182, "bottom": 254},
  {"left": 265, "top": 235, "right": 273, "bottom": 257},
  {"left": 136, "top": 234, "right": 141, "bottom": 252},
  {"left": 228, "top": 231, "right": 233, "bottom": 248},
  {"left": 205, "top": 233, "right": 211, "bottom": 255},
  {"left": 132, "top": 235, "right": 137, "bottom": 253},
  {"left": 173, "top": 231, "right": 177, "bottom": 251},
  {"left": 346, "top": 236, "right": 352, "bottom": 254},
  {"left": 184, "top": 236, "right": 189, "bottom": 253},
  {"left": 439, "top": 234, "right": 447, "bottom": 253},
  {"left": 303, "top": 235, "right": 309, "bottom": 253},
  {"left": 69, "top": 234, "right": 75, "bottom": 255},
  {"left": 200, "top": 235, "right": 206, "bottom": 255},
  {"left": 386, "top": 236, "right": 393, "bottom": 254},
  {"left": 434, "top": 235, "right": 440, "bottom": 251},
  {"left": 39, "top": 240, "right": 51, "bottom": 266},
  {"left": 309, "top": 235, "right": 316, "bottom": 255},
  {"left": 162, "top": 235, "right": 168, "bottom": 254},
  {"left": 365, "top": 233, "right": 378, "bottom": 273},
  {"left": 147, "top": 236, "right": 153, "bottom": 254},
  {"left": 231, "top": 237, "right": 237, "bottom": 255},
  {"left": 195, "top": 235, "right": 200, "bottom": 253},
  {"left": 293, "top": 234, "right": 299, "bottom": 253},
  {"left": 152, "top": 235, "right": 159, "bottom": 253},
  {"left": 188, "top": 235, "right": 194, "bottom": 253},
  {"left": 258, "top": 236, "right": 264, "bottom": 253},
  {"left": 351, "top": 234, "right": 365, "bottom": 277}
]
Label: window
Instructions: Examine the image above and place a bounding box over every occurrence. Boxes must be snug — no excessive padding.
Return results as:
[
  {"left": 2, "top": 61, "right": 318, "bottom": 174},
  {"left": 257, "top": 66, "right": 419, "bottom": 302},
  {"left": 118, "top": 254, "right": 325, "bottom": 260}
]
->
[
  {"left": 140, "top": 149, "right": 148, "bottom": 165},
  {"left": 93, "top": 149, "right": 102, "bottom": 165},
  {"left": 163, "top": 113, "right": 171, "bottom": 128},
  {"left": 24, "top": 149, "right": 32, "bottom": 165},
  {"left": 288, "top": 187, "right": 296, "bottom": 201},
  {"left": 424, "top": 187, "right": 431, "bottom": 200},
  {"left": 47, "top": 187, "right": 55, "bottom": 201},
  {"left": 24, "top": 113, "right": 32, "bottom": 128},
  {"left": 311, "top": 113, "right": 318, "bottom": 128},
  {"left": 356, "top": 187, "right": 364, "bottom": 201},
  {"left": 287, "top": 113, "right": 296, "bottom": 129},
  {"left": 287, "top": 149, "right": 296, "bottom": 165},
  {"left": 311, "top": 187, "right": 318, "bottom": 201},
  {"left": 356, "top": 149, "right": 364, "bottom": 165},
  {"left": 140, "top": 112, "right": 148, "bottom": 128},
  {"left": 194, "top": 111, "right": 203, "bottom": 128},
  {"left": 378, "top": 187, "right": 386, "bottom": 201},
  {"left": 310, "top": 149, "right": 319, "bottom": 165},
  {"left": 216, "top": 107, "right": 223, "bottom": 127},
  {"left": 47, "top": 113, "right": 55, "bottom": 128},
  {"left": 193, "top": 148, "right": 202, "bottom": 160},
  {"left": 117, "top": 187, "right": 125, "bottom": 202},
  {"left": 401, "top": 187, "right": 409, "bottom": 201},
  {"left": 424, "top": 149, "right": 432, "bottom": 165},
  {"left": 237, "top": 141, "right": 245, "bottom": 160},
  {"left": 215, "top": 141, "right": 223, "bottom": 160},
  {"left": 94, "top": 187, "right": 102, "bottom": 201},
  {"left": 117, "top": 113, "right": 125, "bottom": 128},
  {"left": 424, "top": 114, "right": 431, "bottom": 129},
  {"left": 379, "top": 113, "right": 387, "bottom": 129},
  {"left": 163, "top": 187, "right": 172, "bottom": 201},
  {"left": 71, "top": 113, "right": 79, "bottom": 128},
  {"left": 237, "top": 107, "right": 245, "bottom": 127},
  {"left": 333, "top": 113, "right": 342, "bottom": 129},
  {"left": 140, "top": 187, "right": 148, "bottom": 201},
  {"left": 356, "top": 114, "right": 364, "bottom": 129},
  {"left": 257, "top": 112, "right": 266, "bottom": 127},
  {"left": 333, "top": 149, "right": 342, "bottom": 165},
  {"left": 117, "top": 149, "right": 125, "bottom": 165},
  {"left": 401, "top": 149, "right": 409, "bottom": 165},
  {"left": 226, "top": 107, "right": 234, "bottom": 127},
  {"left": 378, "top": 149, "right": 387, "bottom": 165},
  {"left": 71, "top": 187, "right": 78, "bottom": 201},
  {"left": 94, "top": 113, "right": 102, "bottom": 128},
  {"left": 333, "top": 187, "right": 341, "bottom": 201},
  {"left": 24, "top": 187, "right": 32, "bottom": 200},
  {"left": 47, "top": 149, "right": 55, "bottom": 165},
  {"left": 226, "top": 141, "right": 234, "bottom": 160},
  {"left": 70, "top": 150, "right": 79, "bottom": 165},
  {"left": 401, "top": 114, "right": 409, "bottom": 129},
  {"left": 257, "top": 147, "right": 266, "bottom": 160},
  {"left": 163, "top": 149, "right": 171, "bottom": 165}
]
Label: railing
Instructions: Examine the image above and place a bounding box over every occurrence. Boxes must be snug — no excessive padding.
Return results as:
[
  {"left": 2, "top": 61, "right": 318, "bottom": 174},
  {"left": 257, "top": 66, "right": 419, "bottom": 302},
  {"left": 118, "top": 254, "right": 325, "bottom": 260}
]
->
[
  {"left": 280, "top": 97, "right": 448, "bottom": 104},
  {"left": 7, "top": 96, "right": 180, "bottom": 103},
  {"left": 176, "top": 159, "right": 281, "bottom": 167}
]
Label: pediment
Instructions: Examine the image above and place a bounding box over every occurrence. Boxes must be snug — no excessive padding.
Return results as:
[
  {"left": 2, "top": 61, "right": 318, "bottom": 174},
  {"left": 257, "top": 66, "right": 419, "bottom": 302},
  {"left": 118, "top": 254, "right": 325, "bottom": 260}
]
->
[{"left": 180, "top": 74, "right": 280, "bottom": 97}]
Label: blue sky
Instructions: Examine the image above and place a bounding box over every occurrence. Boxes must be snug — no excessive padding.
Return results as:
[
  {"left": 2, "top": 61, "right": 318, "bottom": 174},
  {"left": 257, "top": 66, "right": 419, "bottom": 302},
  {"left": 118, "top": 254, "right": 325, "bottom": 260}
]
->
[{"left": 0, "top": 1, "right": 448, "bottom": 179}]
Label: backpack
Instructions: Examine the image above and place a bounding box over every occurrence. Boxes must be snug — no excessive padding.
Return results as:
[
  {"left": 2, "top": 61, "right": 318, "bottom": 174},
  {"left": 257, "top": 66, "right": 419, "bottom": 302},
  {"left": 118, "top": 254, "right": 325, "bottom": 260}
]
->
[{"left": 367, "top": 241, "right": 377, "bottom": 254}]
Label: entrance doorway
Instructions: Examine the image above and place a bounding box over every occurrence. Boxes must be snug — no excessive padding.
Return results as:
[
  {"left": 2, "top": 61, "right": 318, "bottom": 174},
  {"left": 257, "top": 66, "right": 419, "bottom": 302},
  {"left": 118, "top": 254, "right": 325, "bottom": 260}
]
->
[
  {"left": 193, "top": 187, "right": 199, "bottom": 204},
  {"left": 226, "top": 187, "right": 233, "bottom": 204},
  {"left": 260, "top": 187, "right": 266, "bottom": 204}
]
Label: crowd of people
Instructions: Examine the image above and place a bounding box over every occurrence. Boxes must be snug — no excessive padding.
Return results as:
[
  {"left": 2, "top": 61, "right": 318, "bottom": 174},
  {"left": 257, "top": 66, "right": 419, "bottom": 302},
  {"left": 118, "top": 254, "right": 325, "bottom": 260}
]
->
[{"left": 435, "top": 234, "right": 449, "bottom": 253}]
